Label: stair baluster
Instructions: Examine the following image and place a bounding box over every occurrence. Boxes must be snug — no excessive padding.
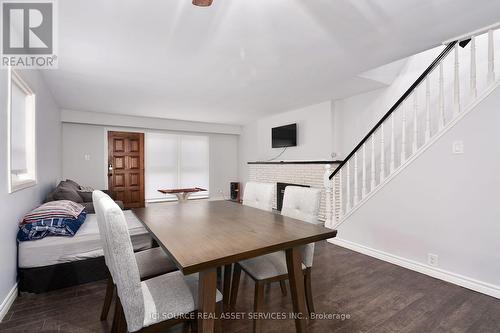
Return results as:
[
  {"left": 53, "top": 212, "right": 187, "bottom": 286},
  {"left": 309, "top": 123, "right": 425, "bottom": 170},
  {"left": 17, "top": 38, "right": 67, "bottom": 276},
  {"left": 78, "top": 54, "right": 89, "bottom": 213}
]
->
[
  {"left": 471, "top": 36, "right": 477, "bottom": 99},
  {"left": 412, "top": 91, "right": 418, "bottom": 154},
  {"left": 488, "top": 30, "right": 495, "bottom": 85},
  {"left": 370, "top": 134, "right": 376, "bottom": 192},
  {"left": 425, "top": 76, "right": 431, "bottom": 142},
  {"left": 454, "top": 43, "right": 461, "bottom": 116}
]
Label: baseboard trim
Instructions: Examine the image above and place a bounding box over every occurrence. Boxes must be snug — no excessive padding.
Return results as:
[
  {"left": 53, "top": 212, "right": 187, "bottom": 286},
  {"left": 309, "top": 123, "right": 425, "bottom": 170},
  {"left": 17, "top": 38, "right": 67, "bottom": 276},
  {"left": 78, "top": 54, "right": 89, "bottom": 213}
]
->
[
  {"left": 0, "top": 283, "right": 18, "bottom": 322},
  {"left": 328, "top": 238, "right": 500, "bottom": 299}
]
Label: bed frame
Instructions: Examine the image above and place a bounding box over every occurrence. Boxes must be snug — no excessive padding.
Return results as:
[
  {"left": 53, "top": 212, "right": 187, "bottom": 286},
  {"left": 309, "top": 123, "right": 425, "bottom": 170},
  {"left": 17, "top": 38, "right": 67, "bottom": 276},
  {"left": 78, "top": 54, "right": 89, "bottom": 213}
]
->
[{"left": 18, "top": 256, "right": 109, "bottom": 293}]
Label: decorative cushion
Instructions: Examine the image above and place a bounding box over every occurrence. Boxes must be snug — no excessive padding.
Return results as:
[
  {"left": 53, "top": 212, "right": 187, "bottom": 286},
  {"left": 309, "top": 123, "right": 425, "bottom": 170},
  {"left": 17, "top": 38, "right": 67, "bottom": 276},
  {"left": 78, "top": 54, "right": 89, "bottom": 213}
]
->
[
  {"left": 79, "top": 185, "right": 95, "bottom": 192},
  {"left": 77, "top": 190, "right": 93, "bottom": 202},
  {"left": 17, "top": 211, "right": 87, "bottom": 241},
  {"left": 64, "top": 179, "right": 81, "bottom": 190},
  {"left": 21, "top": 200, "right": 85, "bottom": 225},
  {"left": 53, "top": 187, "right": 84, "bottom": 203}
]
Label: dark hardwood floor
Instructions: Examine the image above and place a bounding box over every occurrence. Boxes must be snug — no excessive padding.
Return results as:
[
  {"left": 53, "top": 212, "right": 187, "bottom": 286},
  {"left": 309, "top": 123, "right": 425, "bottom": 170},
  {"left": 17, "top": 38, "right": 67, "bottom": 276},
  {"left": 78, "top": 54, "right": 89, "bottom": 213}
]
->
[{"left": 2, "top": 241, "right": 500, "bottom": 333}]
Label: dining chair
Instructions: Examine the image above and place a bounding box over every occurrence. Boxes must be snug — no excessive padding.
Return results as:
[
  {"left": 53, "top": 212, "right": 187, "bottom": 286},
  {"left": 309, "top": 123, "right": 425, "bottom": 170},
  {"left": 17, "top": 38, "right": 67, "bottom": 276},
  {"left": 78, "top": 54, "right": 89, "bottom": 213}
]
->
[
  {"left": 92, "top": 191, "right": 178, "bottom": 324},
  {"left": 242, "top": 182, "right": 274, "bottom": 211},
  {"left": 230, "top": 186, "right": 321, "bottom": 333},
  {"left": 96, "top": 194, "right": 223, "bottom": 333}
]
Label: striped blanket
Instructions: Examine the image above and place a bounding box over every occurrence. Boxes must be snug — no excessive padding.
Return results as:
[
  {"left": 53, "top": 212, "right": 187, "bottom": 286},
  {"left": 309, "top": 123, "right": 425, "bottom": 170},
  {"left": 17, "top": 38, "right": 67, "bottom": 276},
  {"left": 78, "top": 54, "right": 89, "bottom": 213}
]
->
[
  {"left": 17, "top": 212, "right": 87, "bottom": 242},
  {"left": 21, "top": 200, "right": 84, "bottom": 225}
]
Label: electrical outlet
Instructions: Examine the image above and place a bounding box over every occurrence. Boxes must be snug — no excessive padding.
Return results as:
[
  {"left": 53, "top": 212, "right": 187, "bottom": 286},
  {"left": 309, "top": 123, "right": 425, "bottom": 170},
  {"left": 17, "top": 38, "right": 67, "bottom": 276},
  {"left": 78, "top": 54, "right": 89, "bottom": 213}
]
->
[
  {"left": 84, "top": 154, "right": 91, "bottom": 161},
  {"left": 452, "top": 140, "right": 464, "bottom": 154},
  {"left": 428, "top": 253, "right": 439, "bottom": 267}
]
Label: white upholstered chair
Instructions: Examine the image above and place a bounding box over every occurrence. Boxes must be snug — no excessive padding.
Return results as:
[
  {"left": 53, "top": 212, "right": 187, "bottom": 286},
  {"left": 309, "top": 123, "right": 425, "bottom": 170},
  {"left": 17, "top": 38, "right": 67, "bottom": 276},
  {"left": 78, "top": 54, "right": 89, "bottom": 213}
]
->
[
  {"left": 242, "top": 182, "right": 274, "bottom": 212},
  {"left": 230, "top": 186, "right": 321, "bottom": 333},
  {"left": 92, "top": 191, "right": 177, "bottom": 325},
  {"left": 95, "top": 194, "right": 223, "bottom": 332}
]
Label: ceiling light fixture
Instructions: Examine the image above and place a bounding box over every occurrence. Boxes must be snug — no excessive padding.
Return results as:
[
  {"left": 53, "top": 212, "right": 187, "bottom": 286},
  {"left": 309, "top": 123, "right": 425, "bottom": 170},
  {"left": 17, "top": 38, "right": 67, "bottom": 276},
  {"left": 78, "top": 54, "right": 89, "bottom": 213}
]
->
[{"left": 192, "top": 0, "right": 213, "bottom": 6}]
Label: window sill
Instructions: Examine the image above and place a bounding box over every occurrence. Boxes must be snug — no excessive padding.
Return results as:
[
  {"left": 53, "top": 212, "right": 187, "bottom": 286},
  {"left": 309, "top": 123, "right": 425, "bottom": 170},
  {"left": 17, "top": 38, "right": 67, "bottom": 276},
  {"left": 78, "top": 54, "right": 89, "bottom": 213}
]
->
[{"left": 10, "top": 179, "right": 37, "bottom": 193}]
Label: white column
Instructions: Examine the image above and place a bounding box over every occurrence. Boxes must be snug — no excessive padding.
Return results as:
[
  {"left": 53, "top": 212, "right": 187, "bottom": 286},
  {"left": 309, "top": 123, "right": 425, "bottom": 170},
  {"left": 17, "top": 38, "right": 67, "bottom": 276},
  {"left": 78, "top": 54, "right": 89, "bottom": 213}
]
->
[
  {"left": 453, "top": 43, "right": 461, "bottom": 116},
  {"left": 412, "top": 91, "right": 418, "bottom": 154},
  {"left": 488, "top": 29, "right": 496, "bottom": 85},
  {"left": 470, "top": 36, "right": 477, "bottom": 99},
  {"left": 380, "top": 124, "right": 385, "bottom": 182},
  {"left": 323, "top": 164, "right": 333, "bottom": 229},
  {"left": 425, "top": 76, "right": 431, "bottom": 143},
  {"left": 390, "top": 114, "right": 395, "bottom": 173},
  {"left": 370, "top": 133, "right": 376, "bottom": 191},
  {"left": 439, "top": 62, "right": 445, "bottom": 130}
]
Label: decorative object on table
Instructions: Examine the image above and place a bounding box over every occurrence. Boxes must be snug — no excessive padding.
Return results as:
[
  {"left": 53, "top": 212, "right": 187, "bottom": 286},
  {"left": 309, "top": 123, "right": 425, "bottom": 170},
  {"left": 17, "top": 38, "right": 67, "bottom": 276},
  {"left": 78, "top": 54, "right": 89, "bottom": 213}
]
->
[{"left": 157, "top": 187, "right": 207, "bottom": 201}]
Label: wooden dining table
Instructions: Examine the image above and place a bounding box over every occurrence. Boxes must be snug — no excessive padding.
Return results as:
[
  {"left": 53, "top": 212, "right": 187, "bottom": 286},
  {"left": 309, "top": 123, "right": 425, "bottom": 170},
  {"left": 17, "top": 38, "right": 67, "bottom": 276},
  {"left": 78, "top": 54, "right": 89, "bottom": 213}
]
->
[{"left": 132, "top": 200, "right": 337, "bottom": 333}]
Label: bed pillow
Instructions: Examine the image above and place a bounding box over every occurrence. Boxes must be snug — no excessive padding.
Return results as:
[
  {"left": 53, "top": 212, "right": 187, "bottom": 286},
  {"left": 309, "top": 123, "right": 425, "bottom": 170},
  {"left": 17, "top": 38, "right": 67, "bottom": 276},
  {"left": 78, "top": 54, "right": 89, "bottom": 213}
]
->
[
  {"left": 17, "top": 211, "right": 87, "bottom": 242},
  {"left": 21, "top": 200, "right": 85, "bottom": 225}
]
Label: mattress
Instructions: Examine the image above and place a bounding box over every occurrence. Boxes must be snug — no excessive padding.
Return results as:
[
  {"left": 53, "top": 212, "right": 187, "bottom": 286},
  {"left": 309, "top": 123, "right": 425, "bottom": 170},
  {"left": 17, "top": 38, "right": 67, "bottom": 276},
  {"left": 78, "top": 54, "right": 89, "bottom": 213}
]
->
[{"left": 18, "top": 210, "right": 152, "bottom": 268}]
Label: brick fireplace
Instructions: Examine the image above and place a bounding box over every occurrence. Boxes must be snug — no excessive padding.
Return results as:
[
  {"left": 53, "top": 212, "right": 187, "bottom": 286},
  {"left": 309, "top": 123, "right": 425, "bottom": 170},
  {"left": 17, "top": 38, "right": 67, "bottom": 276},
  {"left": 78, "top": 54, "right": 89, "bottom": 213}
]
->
[{"left": 247, "top": 161, "right": 341, "bottom": 221}]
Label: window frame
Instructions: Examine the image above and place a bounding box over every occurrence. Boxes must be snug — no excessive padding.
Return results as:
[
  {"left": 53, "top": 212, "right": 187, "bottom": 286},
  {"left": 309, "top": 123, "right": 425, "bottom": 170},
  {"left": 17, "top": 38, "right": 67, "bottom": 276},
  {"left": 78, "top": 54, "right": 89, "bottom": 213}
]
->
[{"left": 7, "top": 68, "right": 37, "bottom": 193}]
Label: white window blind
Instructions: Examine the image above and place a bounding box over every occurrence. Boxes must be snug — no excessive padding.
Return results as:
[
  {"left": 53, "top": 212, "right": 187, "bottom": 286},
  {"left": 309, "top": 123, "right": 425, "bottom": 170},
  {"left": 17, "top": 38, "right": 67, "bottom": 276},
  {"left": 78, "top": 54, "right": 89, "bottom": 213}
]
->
[
  {"left": 145, "top": 133, "right": 209, "bottom": 202},
  {"left": 9, "top": 70, "right": 36, "bottom": 193}
]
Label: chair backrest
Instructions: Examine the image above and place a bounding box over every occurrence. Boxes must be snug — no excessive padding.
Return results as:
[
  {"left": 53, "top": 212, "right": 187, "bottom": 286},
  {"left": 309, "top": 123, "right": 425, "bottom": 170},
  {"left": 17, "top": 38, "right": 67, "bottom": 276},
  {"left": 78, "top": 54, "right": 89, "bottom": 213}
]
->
[
  {"left": 98, "top": 195, "right": 145, "bottom": 332},
  {"left": 242, "top": 182, "right": 274, "bottom": 211},
  {"left": 93, "top": 190, "right": 113, "bottom": 272},
  {"left": 281, "top": 186, "right": 321, "bottom": 267}
]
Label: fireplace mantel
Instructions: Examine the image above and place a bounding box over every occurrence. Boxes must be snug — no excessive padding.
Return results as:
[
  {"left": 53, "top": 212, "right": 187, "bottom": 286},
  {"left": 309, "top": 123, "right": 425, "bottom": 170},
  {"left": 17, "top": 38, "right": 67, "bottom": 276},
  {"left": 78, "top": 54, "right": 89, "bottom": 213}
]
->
[{"left": 247, "top": 160, "right": 342, "bottom": 165}]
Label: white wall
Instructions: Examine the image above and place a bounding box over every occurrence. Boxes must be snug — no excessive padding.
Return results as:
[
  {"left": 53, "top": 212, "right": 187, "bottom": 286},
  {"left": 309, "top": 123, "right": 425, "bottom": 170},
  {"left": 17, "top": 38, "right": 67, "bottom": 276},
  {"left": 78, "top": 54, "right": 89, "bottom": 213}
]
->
[
  {"left": 238, "top": 101, "right": 334, "bottom": 184},
  {"left": 62, "top": 123, "right": 239, "bottom": 200},
  {"left": 333, "top": 85, "right": 500, "bottom": 297},
  {"left": 332, "top": 46, "right": 444, "bottom": 158},
  {"left": 0, "top": 69, "right": 61, "bottom": 310}
]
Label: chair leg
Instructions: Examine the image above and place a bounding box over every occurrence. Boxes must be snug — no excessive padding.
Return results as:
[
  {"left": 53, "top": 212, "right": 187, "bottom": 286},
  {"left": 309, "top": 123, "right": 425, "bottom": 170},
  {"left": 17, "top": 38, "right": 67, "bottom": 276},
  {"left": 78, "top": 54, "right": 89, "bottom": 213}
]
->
[
  {"left": 253, "top": 281, "right": 265, "bottom": 333},
  {"left": 101, "top": 276, "right": 115, "bottom": 321},
  {"left": 229, "top": 263, "right": 242, "bottom": 310},
  {"left": 304, "top": 268, "right": 315, "bottom": 314},
  {"left": 279, "top": 280, "right": 287, "bottom": 296},
  {"left": 114, "top": 297, "right": 127, "bottom": 333}
]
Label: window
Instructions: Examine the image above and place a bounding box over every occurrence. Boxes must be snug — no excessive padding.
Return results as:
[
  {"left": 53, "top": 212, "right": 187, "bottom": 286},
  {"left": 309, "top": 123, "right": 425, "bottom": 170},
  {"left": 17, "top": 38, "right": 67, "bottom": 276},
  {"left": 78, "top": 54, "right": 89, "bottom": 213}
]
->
[
  {"left": 8, "top": 69, "right": 36, "bottom": 192},
  {"left": 145, "top": 132, "right": 209, "bottom": 202}
]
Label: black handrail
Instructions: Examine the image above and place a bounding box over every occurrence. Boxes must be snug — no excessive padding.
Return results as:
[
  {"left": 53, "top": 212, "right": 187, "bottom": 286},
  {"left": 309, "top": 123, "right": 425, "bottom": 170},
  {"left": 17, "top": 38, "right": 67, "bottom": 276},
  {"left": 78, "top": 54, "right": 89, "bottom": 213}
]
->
[{"left": 330, "top": 41, "right": 458, "bottom": 179}]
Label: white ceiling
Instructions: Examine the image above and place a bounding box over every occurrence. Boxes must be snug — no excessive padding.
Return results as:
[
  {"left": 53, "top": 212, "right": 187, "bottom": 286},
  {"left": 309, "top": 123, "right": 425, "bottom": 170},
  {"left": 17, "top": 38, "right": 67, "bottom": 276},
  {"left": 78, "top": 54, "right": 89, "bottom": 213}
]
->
[{"left": 42, "top": 0, "right": 500, "bottom": 125}]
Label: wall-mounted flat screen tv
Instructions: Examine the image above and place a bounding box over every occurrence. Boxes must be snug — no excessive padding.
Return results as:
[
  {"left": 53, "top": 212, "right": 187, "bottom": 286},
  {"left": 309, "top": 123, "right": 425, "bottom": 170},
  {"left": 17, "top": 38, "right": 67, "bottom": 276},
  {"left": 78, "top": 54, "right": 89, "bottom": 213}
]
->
[{"left": 272, "top": 123, "right": 297, "bottom": 148}]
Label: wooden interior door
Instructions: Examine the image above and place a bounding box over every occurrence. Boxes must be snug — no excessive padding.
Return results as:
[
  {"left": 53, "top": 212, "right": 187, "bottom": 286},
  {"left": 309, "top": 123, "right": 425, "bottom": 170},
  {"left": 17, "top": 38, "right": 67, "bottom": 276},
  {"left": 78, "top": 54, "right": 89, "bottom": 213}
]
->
[{"left": 108, "top": 131, "right": 145, "bottom": 209}]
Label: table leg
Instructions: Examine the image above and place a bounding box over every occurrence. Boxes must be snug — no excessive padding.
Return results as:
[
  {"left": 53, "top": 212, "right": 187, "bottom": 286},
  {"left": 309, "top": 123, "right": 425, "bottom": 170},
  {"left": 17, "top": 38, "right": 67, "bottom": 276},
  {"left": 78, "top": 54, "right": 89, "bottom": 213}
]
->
[
  {"left": 198, "top": 268, "right": 217, "bottom": 333},
  {"left": 223, "top": 264, "right": 232, "bottom": 308},
  {"left": 285, "top": 247, "right": 308, "bottom": 333}
]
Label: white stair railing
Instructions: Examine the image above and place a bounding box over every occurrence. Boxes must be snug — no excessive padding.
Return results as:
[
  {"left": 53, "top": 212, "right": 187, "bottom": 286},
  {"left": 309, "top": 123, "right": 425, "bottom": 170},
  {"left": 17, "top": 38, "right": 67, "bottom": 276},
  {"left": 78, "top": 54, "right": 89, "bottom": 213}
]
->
[{"left": 324, "top": 26, "right": 500, "bottom": 230}]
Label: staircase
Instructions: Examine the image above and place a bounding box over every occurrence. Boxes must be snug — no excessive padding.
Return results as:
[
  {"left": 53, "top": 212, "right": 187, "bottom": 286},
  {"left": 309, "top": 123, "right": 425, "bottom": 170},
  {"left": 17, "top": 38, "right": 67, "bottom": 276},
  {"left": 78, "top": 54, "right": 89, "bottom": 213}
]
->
[{"left": 323, "top": 25, "right": 500, "bottom": 229}]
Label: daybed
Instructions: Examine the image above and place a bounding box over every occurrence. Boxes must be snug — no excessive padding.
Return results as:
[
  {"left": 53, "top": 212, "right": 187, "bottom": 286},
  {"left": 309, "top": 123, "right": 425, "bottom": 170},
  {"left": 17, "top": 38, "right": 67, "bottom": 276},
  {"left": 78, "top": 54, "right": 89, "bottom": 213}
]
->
[{"left": 18, "top": 210, "right": 153, "bottom": 293}]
